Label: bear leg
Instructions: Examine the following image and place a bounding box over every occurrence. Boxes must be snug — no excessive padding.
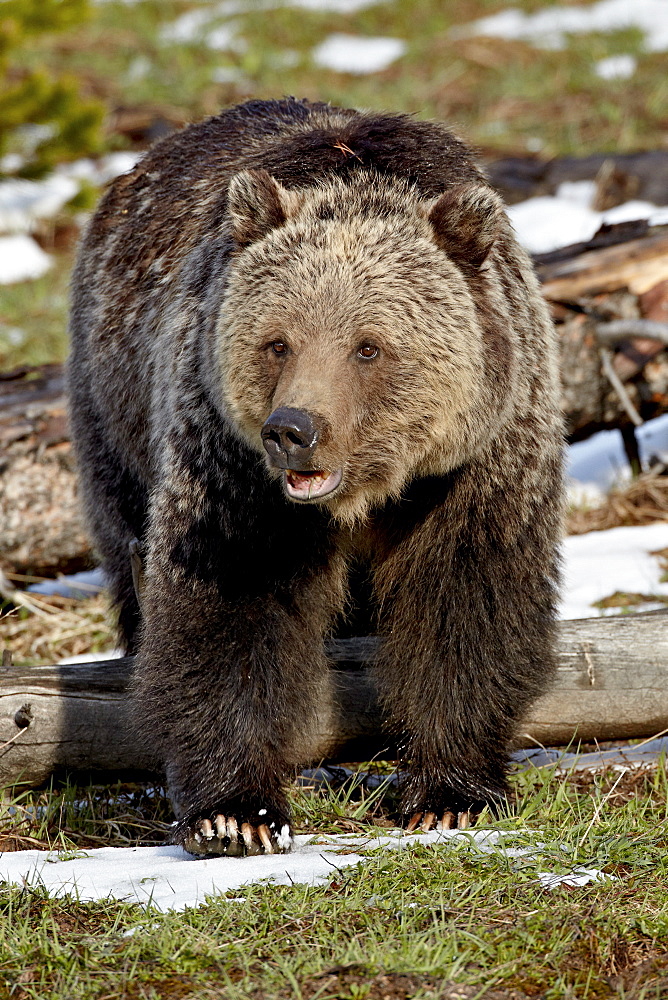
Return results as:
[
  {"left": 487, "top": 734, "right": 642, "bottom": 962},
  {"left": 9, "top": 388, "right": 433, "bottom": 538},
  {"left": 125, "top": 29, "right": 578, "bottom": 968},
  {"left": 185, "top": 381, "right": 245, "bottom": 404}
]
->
[
  {"left": 372, "top": 462, "right": 561, "bottom": 832},
  {"left": 133, "top": 446, "right": 343, "bottom": 858}
]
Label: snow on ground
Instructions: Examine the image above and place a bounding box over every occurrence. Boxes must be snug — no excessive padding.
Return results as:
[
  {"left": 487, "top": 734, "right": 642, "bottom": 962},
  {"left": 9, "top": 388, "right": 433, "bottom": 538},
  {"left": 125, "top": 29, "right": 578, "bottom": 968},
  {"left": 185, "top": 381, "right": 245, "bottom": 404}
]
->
[
  {"left": 0, "top": 154, "right": 140, "bottom": 285},
  {"left": 567, "top": 428, "right": 630, "bottom": 498},
  {"left": 507, "top": 179, "right": 668, "bottom": 255},
  {"left": 160, "top": 10, "right": 241, "bottom": 49},
  {"left": 563, "top": 425, "right": 668, "bottom": 618},
  {"left": 567, "top": 413, "right": 668, "bottom": 499},
  {"left": 161, "top": 0, "right": 380, "bottom": 47},
  {"left": 452, "top": 0, "right": 668, "bottom": 53},
  {"left": 561, "top": 522, "right": 668, "bottom": 619},
  {"left": 594, "top": 54, "right": 637, "bottom": 80},
  {"left": 0, "top": 234, "right": 52, "bottom": 283},
  {"left": 312, "top": 33, "right": 406, "bottom": 73},
  {"left": 0, "top": 829, "right": 609, "bottom": 911},
  {"left": 56, "top": 152, "right": 140, "bottom": 187},
  {"left": 0, "top": 176, "right": 78, "bottom": 234}
]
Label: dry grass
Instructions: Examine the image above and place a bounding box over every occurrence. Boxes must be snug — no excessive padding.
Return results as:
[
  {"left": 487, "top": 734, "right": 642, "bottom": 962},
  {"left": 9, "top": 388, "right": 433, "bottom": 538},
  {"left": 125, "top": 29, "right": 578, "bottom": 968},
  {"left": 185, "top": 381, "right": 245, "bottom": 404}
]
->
[
  {"left": 0, "top": 781, "right": 174, "bottom": 852},
  {"left": 0, "top": 590, "right": 114, "bottom": 667},
  {"left": 567, "top": 471, "right": 668, "bottom": 535}
]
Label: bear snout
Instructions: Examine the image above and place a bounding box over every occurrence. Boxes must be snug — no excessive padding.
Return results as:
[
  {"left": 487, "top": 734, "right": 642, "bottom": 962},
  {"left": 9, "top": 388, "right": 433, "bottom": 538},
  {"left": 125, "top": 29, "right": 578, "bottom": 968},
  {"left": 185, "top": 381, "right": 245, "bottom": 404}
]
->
[{"left": 261, "top": 406, "right": 324, "bottom": 470}]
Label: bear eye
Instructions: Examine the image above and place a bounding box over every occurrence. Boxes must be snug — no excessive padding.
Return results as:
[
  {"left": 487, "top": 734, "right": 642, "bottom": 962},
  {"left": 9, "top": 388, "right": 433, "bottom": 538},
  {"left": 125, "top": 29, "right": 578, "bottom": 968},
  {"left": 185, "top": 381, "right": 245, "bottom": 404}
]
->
[
  {"left": 270, "top": 340, "right": 287, "bottom": 356},
  {"left": 357, "top": 344, "right": 378, "bottom": 360}
]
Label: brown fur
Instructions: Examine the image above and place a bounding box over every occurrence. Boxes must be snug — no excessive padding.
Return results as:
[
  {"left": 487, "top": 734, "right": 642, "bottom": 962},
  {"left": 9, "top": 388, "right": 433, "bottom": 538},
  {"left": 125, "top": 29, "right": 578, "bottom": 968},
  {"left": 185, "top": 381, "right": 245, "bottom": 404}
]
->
[{"left": 68, "top": 98, "right": 564, "bottom": 852}]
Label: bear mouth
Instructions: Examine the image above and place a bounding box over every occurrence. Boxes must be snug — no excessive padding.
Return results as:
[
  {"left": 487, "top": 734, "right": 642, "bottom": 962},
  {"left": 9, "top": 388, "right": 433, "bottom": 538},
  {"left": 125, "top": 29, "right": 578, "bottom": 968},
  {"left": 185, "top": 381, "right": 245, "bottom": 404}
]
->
[{"left": 284, "top": 468, "right": 343, "bottom": 501}]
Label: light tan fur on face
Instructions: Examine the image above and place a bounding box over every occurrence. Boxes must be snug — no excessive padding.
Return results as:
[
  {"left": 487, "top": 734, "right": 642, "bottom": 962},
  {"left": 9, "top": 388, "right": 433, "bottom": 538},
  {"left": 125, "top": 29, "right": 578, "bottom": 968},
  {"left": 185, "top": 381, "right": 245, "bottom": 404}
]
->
[{"left": 219, "top": 172, "right": 515, "bottom": 524}]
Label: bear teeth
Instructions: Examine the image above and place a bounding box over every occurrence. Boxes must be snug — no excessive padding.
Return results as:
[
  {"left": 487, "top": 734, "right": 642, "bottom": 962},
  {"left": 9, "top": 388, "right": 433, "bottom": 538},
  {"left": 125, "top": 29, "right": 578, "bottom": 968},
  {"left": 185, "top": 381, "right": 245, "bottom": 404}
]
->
[{"left": 285, "top": 468, "right": 342, "bottom": 500}]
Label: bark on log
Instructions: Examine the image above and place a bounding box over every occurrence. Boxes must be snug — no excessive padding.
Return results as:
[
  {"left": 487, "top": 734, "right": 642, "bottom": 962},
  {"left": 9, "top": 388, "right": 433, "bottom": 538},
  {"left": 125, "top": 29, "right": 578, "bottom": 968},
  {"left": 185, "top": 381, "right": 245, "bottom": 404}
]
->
[
  {"left": 3, "top": 226, "right": 668, "bottom": 573},
  {"left": 539, "top": 230, "right": 668, "bottom": 300},
  {"left": 1, "top": 612, "right": 667, "bottom": 787}
]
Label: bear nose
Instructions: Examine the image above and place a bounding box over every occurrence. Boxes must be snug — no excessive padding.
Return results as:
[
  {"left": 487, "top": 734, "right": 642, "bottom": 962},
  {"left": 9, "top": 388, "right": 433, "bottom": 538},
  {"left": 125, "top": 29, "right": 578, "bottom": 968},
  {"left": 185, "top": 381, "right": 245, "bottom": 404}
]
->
[{"left": 261, "top": 407, "right": 322, "bottom": 469}]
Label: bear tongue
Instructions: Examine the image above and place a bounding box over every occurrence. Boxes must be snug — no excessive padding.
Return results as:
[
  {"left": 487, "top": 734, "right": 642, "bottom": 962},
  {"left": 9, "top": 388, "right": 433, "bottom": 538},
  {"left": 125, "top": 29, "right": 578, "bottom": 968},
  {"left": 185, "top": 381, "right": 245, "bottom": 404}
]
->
[{"left": 285, "top": 468, "right": 342, "bottom": 500}]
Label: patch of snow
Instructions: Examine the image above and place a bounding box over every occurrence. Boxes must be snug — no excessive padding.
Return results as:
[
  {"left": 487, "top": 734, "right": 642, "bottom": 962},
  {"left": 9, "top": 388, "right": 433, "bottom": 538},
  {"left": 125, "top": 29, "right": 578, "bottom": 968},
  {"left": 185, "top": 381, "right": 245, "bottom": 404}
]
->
[
  {"left": 55, "top": 152, "right": 139, "bottom": 186},
  {"left": 567, "top": 428, "right": 631, "bottom": 493},
  {"left": 637, "top": 413, "right": 668, "bottom": 467},
  {"left": 0, "top": 326, "right": 26, "bottom": 347},
  {"left": 603, "top": 199, "right": 661, "bottom": 224},
  {"left": 507, "top": 196, "right": 602, "bottom": 255},
  {"left": 0, "top": 155, "right": 138, "bottom": 247},
  {"left": 0, "top": 830, "right": 479, "bottom": 911},
  {"left": 651, "top": 207, "right": 668, "bottom": 226},
  {"left": 161, "top": 9, "right": 213, "bottom": 44},
  {"left": 507, "top": 186, "right": 668, "bottom": 255},
  {"left": 0, "top": 176, "right": 78, "bottom": 235},
  {"left": 292, "top": 0, "right": 380, "bottom": 9},
  {"left": 567, "top": 480, "right": 606, "bottom": 508},
  {"left": 536, "top": 866, "right": 613, "bottom": 889},
  {"left": 566, "top": 406, "right": 668, "bottom": 505},
  {"left": 1, "top": 829, "right": 602, "bottom": 911},
  {"left": 313, "top": 33, "right": 406, "bottom": 74},
  {"left": 595, "top": 54, "right": 637, "bottom": 79},
  {"left": 0, "top": 235, "right": 51, "bottom": 283},
  {"left": 0, "top": 828, "right": 617, "bottom": 910},
  {"left": 452, "top": 0, "right": 668, "bottom": 53},
  {"left": 0, "top": 154, "right": 24, "bottom": 174},
  {"left": 160, "top": 9, "right": 243, "bottom": 51},
  {"left": 560, "top": 522, "right": 668, "bottom": 620},
  {"left": 58, "top": 650, "right": 123, "bottom": 664},
  {"left": 28, "top": 568, "right": 107, "bottom": 599},
  {"left": 555, "top": 179, "right": 598, "bottom": 207},
  {"left": 93, "top": 152, "right": 141, "bottom": 183},
  {"left": 208, "top": 24, "right": 244, "bottom": 51},
  {"left": 212, "top": 66, "right": 244, "bottom": 84},
  {"left": 127, "top": 56, "right": 152, "bottom": 82}
]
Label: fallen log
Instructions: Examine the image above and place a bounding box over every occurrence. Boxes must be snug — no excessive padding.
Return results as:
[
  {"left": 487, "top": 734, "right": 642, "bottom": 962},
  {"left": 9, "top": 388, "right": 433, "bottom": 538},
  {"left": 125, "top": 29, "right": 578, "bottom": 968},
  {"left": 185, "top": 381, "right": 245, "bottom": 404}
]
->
[
  {"left": 539, "top": 229, "right": 668, "bottom": 300},
  {"left": 1, "top": 612, "right": 667, "bottom": 787}
]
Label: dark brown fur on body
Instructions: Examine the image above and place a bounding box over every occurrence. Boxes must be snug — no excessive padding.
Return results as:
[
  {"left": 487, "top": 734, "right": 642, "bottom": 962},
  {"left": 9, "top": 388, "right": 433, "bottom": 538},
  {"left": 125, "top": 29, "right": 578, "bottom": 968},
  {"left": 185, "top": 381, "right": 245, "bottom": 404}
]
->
[{"left": 68, "top": 98, "right": 564, "bottom": 854}]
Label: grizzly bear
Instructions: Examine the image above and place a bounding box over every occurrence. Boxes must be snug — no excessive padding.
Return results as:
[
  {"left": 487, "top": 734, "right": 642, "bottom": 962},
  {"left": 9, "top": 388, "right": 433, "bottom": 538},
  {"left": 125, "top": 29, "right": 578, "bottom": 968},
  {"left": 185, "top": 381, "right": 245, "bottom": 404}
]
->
[{"left": 68, "top": 98, "right": 563, "bottom": 857}]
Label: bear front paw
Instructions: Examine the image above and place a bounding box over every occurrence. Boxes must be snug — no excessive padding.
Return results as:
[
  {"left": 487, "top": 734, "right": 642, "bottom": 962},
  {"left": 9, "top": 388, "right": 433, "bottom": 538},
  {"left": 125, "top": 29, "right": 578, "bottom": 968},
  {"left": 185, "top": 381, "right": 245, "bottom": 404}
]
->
[
  {"left": 405, "top": 807, "right": 478, "bottom": 832},
  {"left": 178, "top": 811, "right": 293, "bottom": 858},
  {"left": 403, "top": 787, "right": 497, "bottom": 833}
]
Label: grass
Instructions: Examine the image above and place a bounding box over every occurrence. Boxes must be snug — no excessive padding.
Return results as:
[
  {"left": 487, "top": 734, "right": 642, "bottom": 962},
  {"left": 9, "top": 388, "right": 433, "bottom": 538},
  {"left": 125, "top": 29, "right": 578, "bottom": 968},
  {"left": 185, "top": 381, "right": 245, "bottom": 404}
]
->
[
  {"left": 0, "top": 762, "right": 666, "bottom": 998},
  {"left": 0, "top": 590, "right": 114, "bottom": 666},
  {"left": 0, "top": 255, "right": 71, "bottom": 369},
  {"left": 30, "top": 0, "right": 668, "bottom": 159}
]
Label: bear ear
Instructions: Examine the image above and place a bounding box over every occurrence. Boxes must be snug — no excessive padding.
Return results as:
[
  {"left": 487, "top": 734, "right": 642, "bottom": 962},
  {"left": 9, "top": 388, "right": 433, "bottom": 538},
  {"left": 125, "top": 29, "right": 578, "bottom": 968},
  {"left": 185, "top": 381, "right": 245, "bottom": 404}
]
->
[
  {"left": 227, "top": 169, "right": 302, "bottom": 247},
  {"left": 425, "top": 184, "right": 503, "bottom": 271}
]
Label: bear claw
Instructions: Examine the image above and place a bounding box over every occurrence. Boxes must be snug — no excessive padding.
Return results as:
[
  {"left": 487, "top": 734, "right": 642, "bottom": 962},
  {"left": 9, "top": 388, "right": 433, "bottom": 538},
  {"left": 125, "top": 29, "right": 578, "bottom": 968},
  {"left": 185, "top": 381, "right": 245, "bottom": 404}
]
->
[
  {"left": 406, "top": 809, "right": 472, "bottom": 833},
  {"left": 182, "top": 814, "right": 292, "bottom": 858}
]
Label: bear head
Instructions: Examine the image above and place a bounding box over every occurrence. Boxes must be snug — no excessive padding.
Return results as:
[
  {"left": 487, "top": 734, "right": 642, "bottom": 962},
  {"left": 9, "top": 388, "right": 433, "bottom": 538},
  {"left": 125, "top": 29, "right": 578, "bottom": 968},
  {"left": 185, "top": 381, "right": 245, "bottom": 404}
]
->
[{"left": 218, "top": 168, "right": 514, "bottom": 524}]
